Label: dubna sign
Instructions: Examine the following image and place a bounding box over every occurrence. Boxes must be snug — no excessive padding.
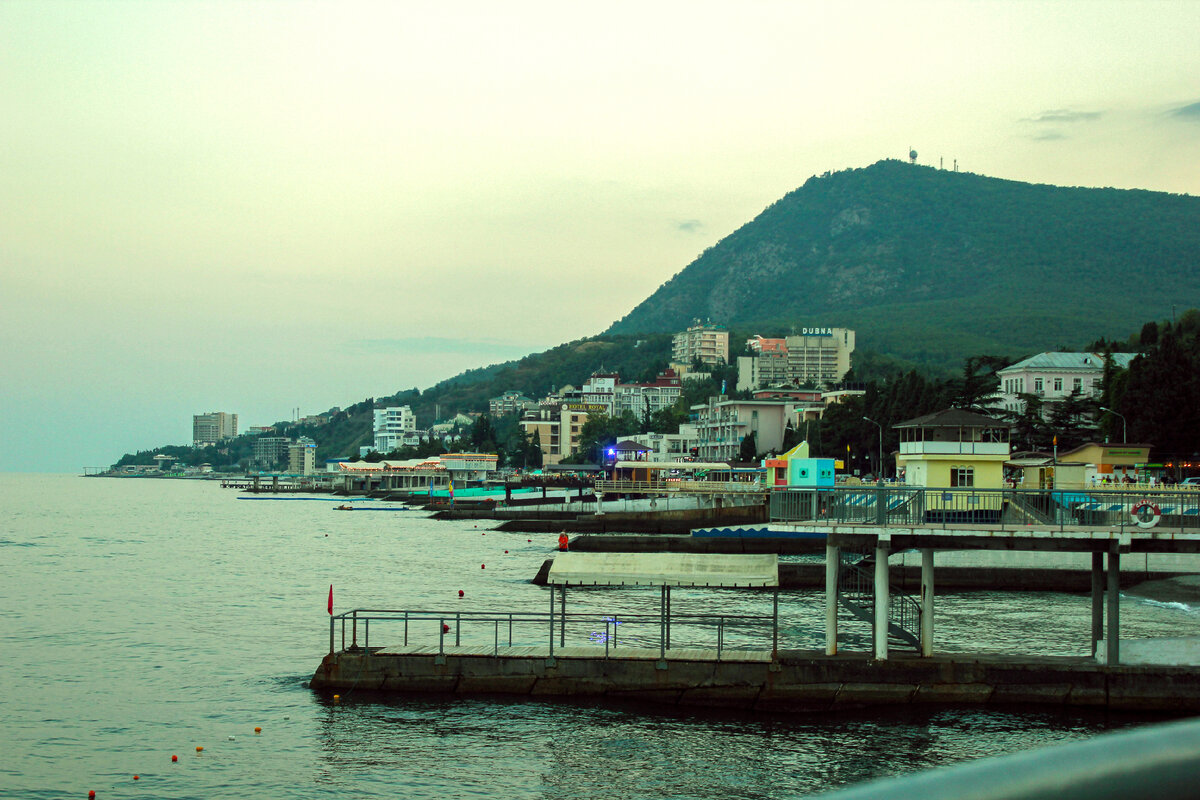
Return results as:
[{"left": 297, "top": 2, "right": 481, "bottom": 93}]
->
[{"left": 801, "top": 327, "right": 834, "bottom": 336}]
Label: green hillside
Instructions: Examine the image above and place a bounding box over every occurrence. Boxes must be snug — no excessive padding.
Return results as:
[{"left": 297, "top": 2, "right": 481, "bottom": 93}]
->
[{"left": 607, "top": 160, "right": 1200, "bottom": 365}]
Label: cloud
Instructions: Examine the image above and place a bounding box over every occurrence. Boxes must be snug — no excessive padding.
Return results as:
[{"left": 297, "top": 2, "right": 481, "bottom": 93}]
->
[
  {"left": 1031, "top": 131, "right": 1067, "bottom": 142},
  {"left": 353, "top": 337, "right": 537, "bottom": 357},
  {"left": 1169, "top": 101, "right": 1200, "bottom": 120},
  {"left": 1023, "top": 109, "right": 1103, "bottom": 124},
  {"left": 675, "top": 219, "right": 704, "bottom": 233}
]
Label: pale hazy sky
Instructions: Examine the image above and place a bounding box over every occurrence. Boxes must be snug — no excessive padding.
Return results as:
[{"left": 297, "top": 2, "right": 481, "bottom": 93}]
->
[{"left": 3, "top": 0, "right": 1199, "bottom": 472}]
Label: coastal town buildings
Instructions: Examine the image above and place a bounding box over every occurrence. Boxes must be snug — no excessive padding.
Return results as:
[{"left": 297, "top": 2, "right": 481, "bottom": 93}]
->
[
  {"left": 672, "top": 321, "right": 729, "bottom": 365},
  {"left": 193, "top": 411, "right": 238, "bottom": 446},
  {"left": 624, "top": 424, "right": 700, "bottom": 462},
  {"left": 894, "top": 408, "right": 1012, "bottom": 488},
  {"left": 519, "top": 402, "right": 597, "bottom": 466},
  {"left": 736, "top": 328, "right": 856, "bottom": 391},
  {"left": 373, "top": 405, "right": 416, "bottom": 453},
  {"left": 995, "top": 352, "right": 1136, "bottom": 414}
]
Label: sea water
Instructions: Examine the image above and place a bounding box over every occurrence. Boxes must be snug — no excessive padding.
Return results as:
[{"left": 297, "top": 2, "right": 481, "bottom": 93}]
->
[{"left": 1, "top": 473, "right": 1196, "bottom": 800}]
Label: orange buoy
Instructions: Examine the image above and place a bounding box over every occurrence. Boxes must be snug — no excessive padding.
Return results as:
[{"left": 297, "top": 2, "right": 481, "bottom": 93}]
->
[
  {"left": 171, "top": 754, "right": 178, "bottom": 762},
  {"left": 196, "top": 746, "right": 204, "bottom": 752},
  {"left": 88, "top": 792, "right": 95, "bottom": 799},
  {"left": 254, "top": 727, "right": 262, "bottom": 734},
  {"left": 133, "top": 775, "right": 139, "bottom": 781}
]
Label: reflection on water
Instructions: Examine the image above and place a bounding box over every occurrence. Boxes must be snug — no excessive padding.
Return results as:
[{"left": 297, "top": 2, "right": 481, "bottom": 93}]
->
[{"left": 0, "top": 473, "right": 1195, "bottom": 799}]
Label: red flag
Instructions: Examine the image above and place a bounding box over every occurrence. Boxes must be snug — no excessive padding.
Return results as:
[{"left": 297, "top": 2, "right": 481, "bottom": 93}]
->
[{"left": 327, "top": 584, "right": 333, "bottom": 615}]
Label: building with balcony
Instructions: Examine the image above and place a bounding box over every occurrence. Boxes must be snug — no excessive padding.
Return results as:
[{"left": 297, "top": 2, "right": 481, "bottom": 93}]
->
[
  {"left": 736, "top": 328, "right": 855, "bottom": 391},
  {"left": 894, "top": 408, "right": 1011, "bottom": 489},
  {"left": 672, "top": 321, "right": 729, "bottom": 365},
  {"left": 373, "top": 405, "right": 416, "bottom": 453},
  {"left": 520, "top": 403, "right": 599, "bottom": 466},
  {"left": 193, "top": 411, "right": 238, "bottom": 446},
  {"left": 624, "top": 424, "right": 700, "bottom": 462},
  {"left": 488, "top": 390, "right": 536, "bottom": 418},
  {"left": 253, "top": 436, "right": 292, "bottom": 470},
  {"left": 288, "top": 440, "right": 316, "bottom": 475},
  {"left": 995, "top": 352, "right": 1136, "bottom": 413},
  {"left": 690, "top": 398, "right": 796, "bottom": 462}
]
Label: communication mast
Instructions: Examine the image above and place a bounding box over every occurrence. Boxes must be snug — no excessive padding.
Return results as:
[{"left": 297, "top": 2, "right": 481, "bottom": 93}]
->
[{"left": 908, "top": 148, "right": 918, "bottom": 165}]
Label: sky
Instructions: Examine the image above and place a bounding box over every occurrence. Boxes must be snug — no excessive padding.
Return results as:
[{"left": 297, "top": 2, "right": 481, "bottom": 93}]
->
[{"left": 2, "top": 0, "right": 1199, "bottom": 472}]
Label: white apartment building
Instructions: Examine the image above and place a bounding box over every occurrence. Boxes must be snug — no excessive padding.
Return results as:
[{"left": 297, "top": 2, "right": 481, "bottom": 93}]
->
[
  {"left": 995, "top": 352, "right": 1136, "bottom": 413},
  {"left": 690, "top": 398, "right": 796, "bottom": 462},
  {"left": 488, "top": 390, "right": 536, "bottom": 418},
  {"left": 672, "top": 322, "right": 729, "bottom": 365},
  {"left": 736, "top": 328, "right": 855, "bottom": 391},
  {"left": 193, "top": 411, "right": 238, "bottom": 446},
  {"left": 373, "top": 405, "right": 417, "bottom": 453},
  {"left": 520, "top": 403, "right": 599, "bottom": 465},
  {"left": 288, "top": 441, "right": 316, "bottom": 475}
]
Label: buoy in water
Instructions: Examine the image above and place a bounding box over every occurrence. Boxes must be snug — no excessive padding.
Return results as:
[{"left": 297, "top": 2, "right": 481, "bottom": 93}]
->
[
  {"left": 442, "top": 623, "right": 450, "bottom": 633},
  {"left": 481, "top": 564, "right": 485, "bottom": 569},
  {"left": 133, "top": 775, "right": 139, "bottom": 781},
  {"left": 228, "top": 735, "right": 235, "bottom": 741},
  {"left": 171, "top": 754, "right": 178, "bottom": 762},
  {"left": 196, "top": 746, "right": 204, "bottom": 752},
  {"left": 255, "top": 727, "right": 262, "bottom": 734},
  {"left": 504, "top": 550, "right": 509, "bottom": 554},
  {"left": 458, "top": 589, "right": 464, "bottom": 597},
  {"left": 333, "top": 694, "right": 340, "bottom": 703},
  {"left": 88, "top": 792, "right": 95, "bottom": 799}
]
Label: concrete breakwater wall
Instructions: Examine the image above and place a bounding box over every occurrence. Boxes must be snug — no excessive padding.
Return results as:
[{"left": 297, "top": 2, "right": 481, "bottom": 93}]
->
[
  {"left": 529, "top": 558, "right": 1189, "bottom": 592},
  {"left": 310, "top": 648, "right": 1200, "bottom": 713},
  {"left": 492, "top": 505, "right": 769, "bottom": 534}
]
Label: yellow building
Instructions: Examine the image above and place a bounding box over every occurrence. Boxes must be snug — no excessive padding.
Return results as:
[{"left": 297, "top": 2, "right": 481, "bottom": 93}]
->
[{"left": 894, "top": 409, "right": 1011, "bottom": 489}]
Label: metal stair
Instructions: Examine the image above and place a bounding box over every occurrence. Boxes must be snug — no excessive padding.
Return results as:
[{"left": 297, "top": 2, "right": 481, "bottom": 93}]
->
[{"left": 837, "top": 551, "right": 921, "bottom": 650}]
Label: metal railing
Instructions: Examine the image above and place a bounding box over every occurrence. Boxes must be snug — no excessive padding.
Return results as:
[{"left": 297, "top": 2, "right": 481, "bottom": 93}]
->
[
  {"left": 329, "top": 607, "right": 779, "bottom": 659},
  {"left": 596, "top": 479, "right": 768, "bottom": 495},
  {"left": 771, "top": 486, "right": 1200, "bottom": 533},
  {"left": 816, "top": 715, "right": 1200, "bottom": 800}
]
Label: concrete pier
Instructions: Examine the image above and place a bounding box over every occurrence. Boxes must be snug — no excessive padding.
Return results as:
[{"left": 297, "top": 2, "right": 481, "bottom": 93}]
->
[{"left": 310, "top": 646, "right": 1200, "bottom": 713}]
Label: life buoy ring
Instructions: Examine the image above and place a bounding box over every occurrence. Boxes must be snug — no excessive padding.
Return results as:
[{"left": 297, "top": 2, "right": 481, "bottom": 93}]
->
[{"left": 1130, "top": 500, "right": 1162, "bottom": 529}]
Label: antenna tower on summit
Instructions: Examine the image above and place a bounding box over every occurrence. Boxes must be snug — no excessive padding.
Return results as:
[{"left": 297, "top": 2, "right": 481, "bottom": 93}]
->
[{"left": 908, "top": 148, "right": 918, "bottom": 165}]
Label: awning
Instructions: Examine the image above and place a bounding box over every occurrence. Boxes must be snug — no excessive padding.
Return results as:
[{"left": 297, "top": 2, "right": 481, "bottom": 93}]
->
[{"left": 546, "top": 552, "right": 779, "bottom": 588}]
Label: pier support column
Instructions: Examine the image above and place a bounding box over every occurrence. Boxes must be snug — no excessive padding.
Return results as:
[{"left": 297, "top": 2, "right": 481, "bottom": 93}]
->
[
  {"left": 825, "top": 544, "right": 839, "bottom": 655},
  {"left": 1107, "top": 548, "right": 1121, "bottom": 666},
  {"left": 920, "top": 548, "right": 934, "bottom": 657},
  {"left": 1091, "top": 551, "right": 1104, "bottom": 656},
  {"left": 873, "top": 542, "right": 890, "bottom": 661},
  {"left": 595, "top": 492, "right": 604, "bottom": 516}
]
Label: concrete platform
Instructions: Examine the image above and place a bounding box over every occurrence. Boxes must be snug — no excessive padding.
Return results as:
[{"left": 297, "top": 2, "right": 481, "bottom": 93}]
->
[{"left": 310, "top": 645, "right": 1200, "bottom": 713}]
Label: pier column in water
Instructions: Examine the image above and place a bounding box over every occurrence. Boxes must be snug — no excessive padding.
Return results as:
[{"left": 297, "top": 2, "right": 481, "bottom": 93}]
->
[
  {"left": 1091, "top": 551, "right": 1104, "bottom": 656},
  {"left": 920, "top": 549, "right": 934, "bottom": 657},
  {"left": 1107, "top": 547, "right": 1121, "bottom": 665},
  {"left": 595, "top": 492, "right": 604, "bottom": 516},
  {"left": 825, "top": 544, "right": 839, "bottom": 655},
  {"left": 873, "top": 540, "right": 890, "bottom": 660}
]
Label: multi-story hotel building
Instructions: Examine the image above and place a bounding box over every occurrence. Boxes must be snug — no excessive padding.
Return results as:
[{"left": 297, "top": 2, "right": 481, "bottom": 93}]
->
[
  {"left": 690, "top": 398, "right": 796, "bottom": 462},
  {"left": 373, "top": 406, "right": 416, "bottom": 453},
  {"left": 193, "top": 411, "right": 238, "bottom": 446},
  {"left": 737, "top": 327, "right": 855, "bottom": 390},
  {"left": 672, "top": 322, "right": 729, "bottom": 365}
]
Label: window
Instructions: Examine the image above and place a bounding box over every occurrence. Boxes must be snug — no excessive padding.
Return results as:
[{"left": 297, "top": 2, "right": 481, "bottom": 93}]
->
[
  {"left": 1034, "top": 378, "right": 1043, "bottom": 393},
  {"left": 1054, "top": 378, "right": 1063, "bottom": 392},
  {"left": 950, "top": 467, "right": 975, "bottom": 487},
  {"left": 1073, "top": 377, "right": 1082, "bottom": 391}
]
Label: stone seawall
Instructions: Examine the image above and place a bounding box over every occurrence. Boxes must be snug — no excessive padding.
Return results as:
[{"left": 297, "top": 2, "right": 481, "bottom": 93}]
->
[{"left": 310, "top": 649, "right": 1200, "bottom": 713}]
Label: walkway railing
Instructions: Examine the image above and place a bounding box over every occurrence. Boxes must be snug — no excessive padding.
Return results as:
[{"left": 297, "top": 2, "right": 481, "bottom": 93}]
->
[
  {"left": 770, "top": 486, "right": 1200, "bottom": 532},
  {"left": 596, "top": 479, "right": 768, "bottom": 495},
  {"left": 329, "top": 608, "right": 779, "bottom": 659}
]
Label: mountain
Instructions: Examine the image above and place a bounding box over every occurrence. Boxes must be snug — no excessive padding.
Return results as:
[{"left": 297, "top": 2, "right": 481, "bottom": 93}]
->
[{"left": 607, "top": 160, "right": 1200, "bottom": 367}]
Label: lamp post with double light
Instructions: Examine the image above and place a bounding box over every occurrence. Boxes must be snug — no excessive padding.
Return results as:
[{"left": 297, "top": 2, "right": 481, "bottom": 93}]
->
[{"left": 1099, "top": 406, "right": 1127, "bottom": 444}]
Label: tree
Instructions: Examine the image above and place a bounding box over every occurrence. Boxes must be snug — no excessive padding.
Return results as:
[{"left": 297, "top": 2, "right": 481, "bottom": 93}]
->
[{"left": 738, "top": 432, "right": 758, "bottom": 461}]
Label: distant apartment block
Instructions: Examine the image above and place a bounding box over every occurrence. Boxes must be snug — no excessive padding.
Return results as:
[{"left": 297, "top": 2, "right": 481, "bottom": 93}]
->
[
  {"left": 193, "top": 411, "right": 237, "bottom": 447},
  {"left": 996, "top": 352, "right": 1136, "bottom": 413},
  {"left": 672, "top": 321, "right": 729, "bottom": 365},
  {"left": 737, "top": 327, "right": 855, "bottom": 391},
  {"left": 253, "top": 437, "right": 291, "bottom": 470},
  {"left": 373, "top": 406, "right": 416, "bottom": 453},
  {"left": 520, "top": 404, "right": 596, "bottom": 466},
  {"left": 489, "top": 390, "right": 536, "bottom": 418},
  {"left": 288, "top": 440, "right": 316, "bottom": 475}
]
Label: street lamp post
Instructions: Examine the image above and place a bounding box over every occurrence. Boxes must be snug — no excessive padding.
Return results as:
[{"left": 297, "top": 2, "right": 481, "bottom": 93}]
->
[
  {"left": 1099, "top": 406, "right": 1127, "bottom": 444},
  {"left": 863, "top": 416, "right": 884, "bottom": 480}
]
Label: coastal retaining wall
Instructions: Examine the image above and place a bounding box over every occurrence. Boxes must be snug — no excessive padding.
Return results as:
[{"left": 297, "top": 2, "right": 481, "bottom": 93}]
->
[{"left": 310, "top": 649, "right": 1200, "bottom": 713}]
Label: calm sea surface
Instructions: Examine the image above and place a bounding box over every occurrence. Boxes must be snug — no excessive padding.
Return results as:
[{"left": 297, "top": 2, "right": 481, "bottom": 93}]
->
[{"left": 2, "top": 473, "right": 1197, "bottom": 800}]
